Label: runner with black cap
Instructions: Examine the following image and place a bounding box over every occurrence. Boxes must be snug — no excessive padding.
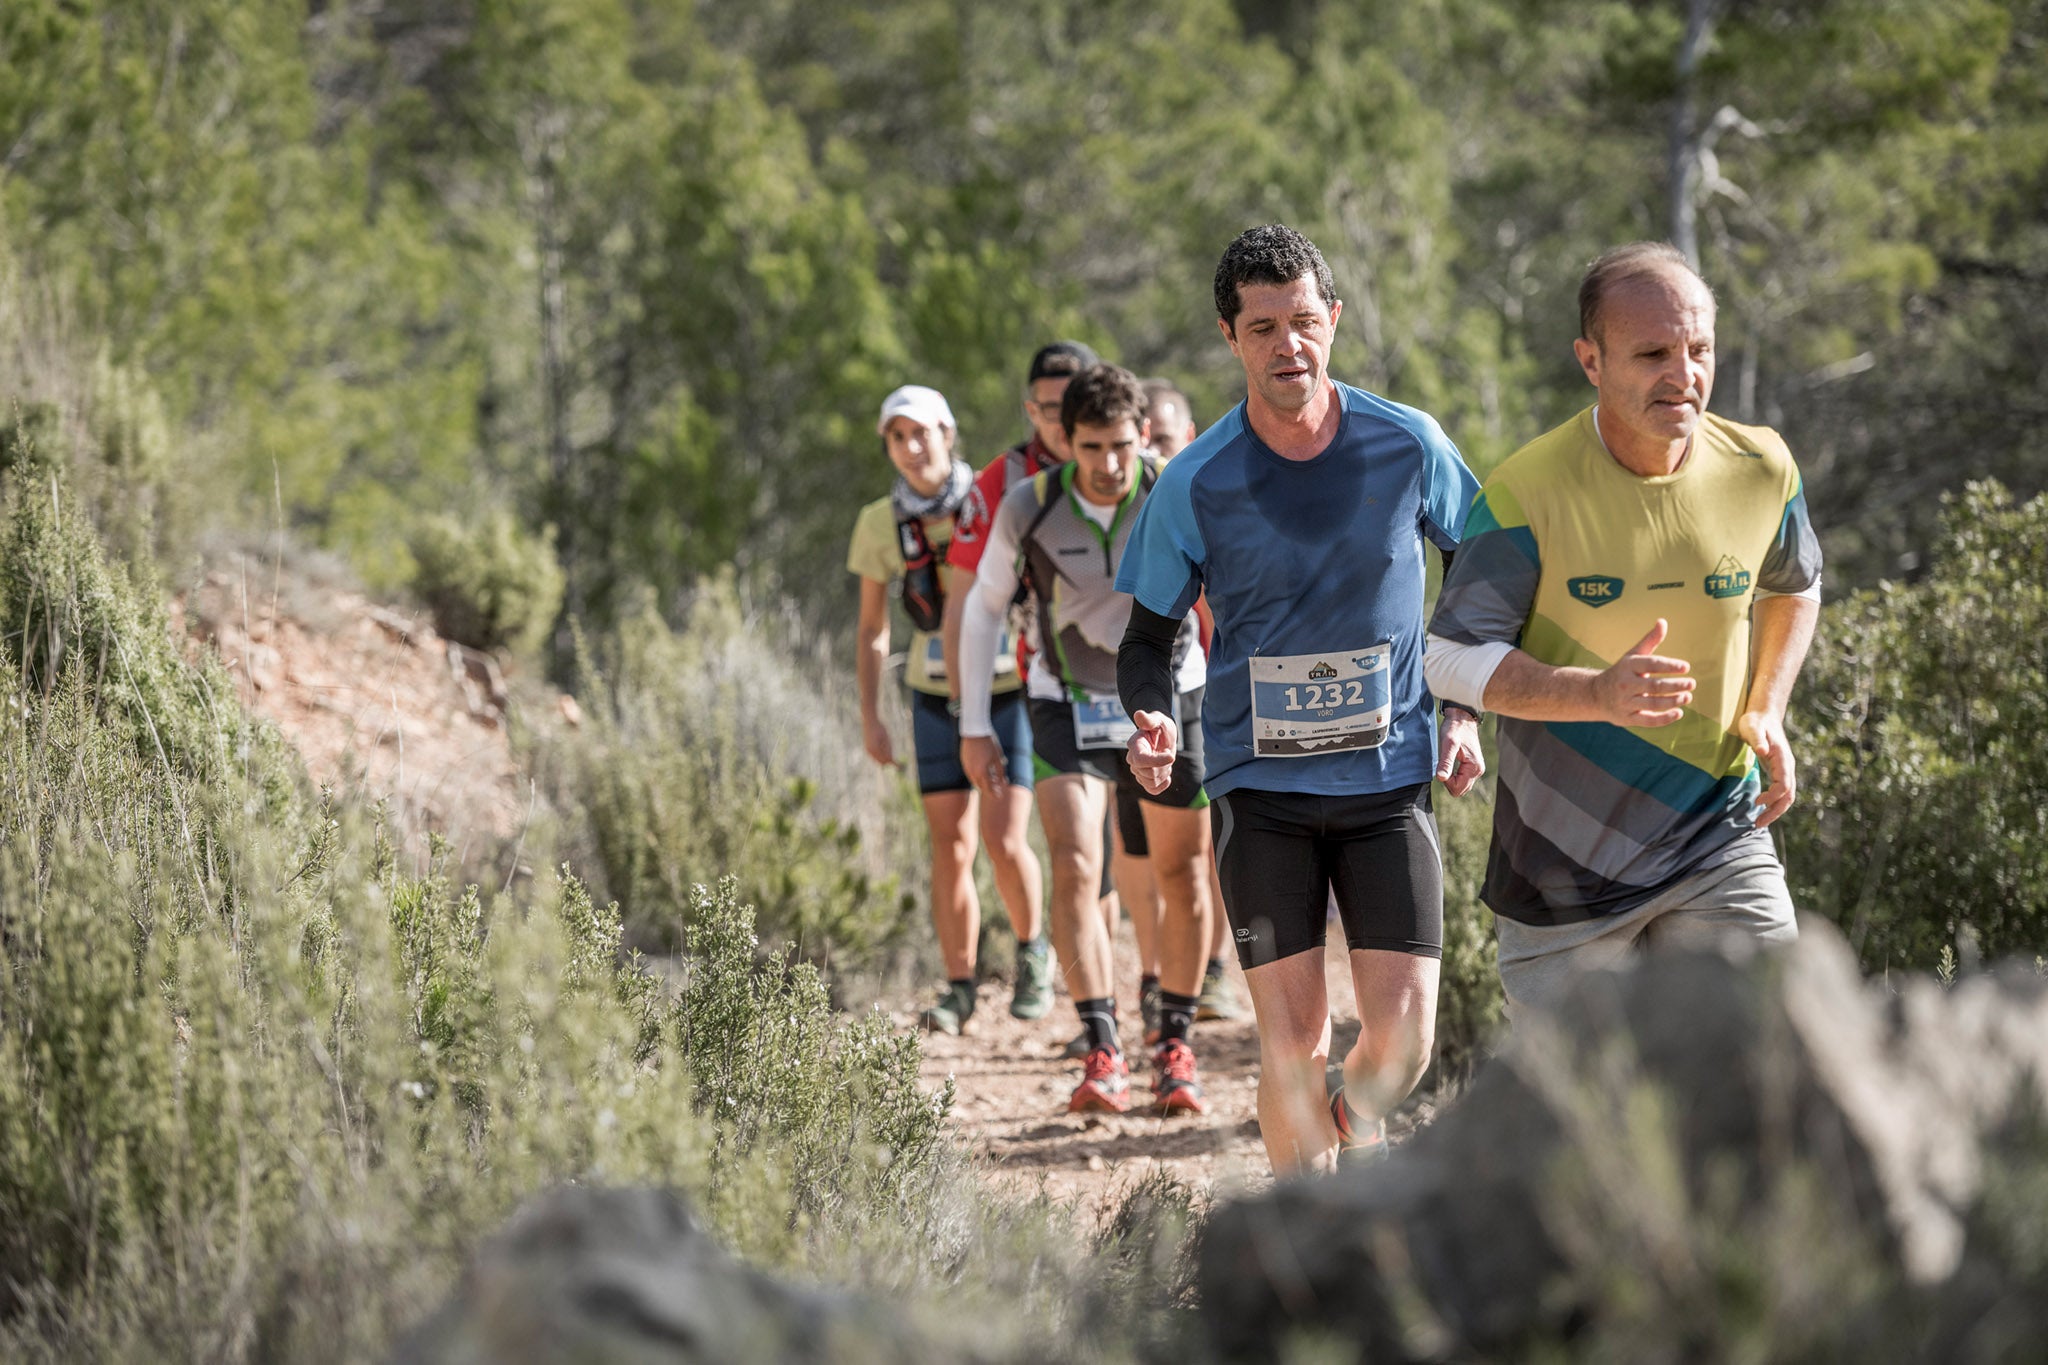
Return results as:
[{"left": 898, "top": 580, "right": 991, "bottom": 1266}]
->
[
  {"left": 943, "top": 341, "right": 1130, "bottom": 1053},
  {"left": 959, "top": 363, "right": 1216, "bottom": 1116}
]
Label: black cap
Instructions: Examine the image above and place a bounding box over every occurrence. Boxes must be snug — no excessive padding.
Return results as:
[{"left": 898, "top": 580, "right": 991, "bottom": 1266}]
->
[{"left": 1026, "top": 340, "right": 1100, "bottom": 386}]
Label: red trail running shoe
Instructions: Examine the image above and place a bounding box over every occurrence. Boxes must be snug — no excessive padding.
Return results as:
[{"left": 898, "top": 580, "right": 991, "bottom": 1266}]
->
[
  {"left": 1150, "top": 1037, "right": 1207, "bottom": 1116},
  {"left": 1068, "top": 1046, "right": 1132, "bottom": 1114}
]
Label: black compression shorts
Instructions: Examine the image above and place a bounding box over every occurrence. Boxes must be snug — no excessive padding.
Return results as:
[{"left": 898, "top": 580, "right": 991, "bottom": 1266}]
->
[
  {"left": 1027, "top": 686, "right": 1207, "bottom": 812},
  {"left": 1209, "top": 783, "right": 1442, "bottom": 971},
  {"left": 1115, "top": 781, "right": 1147, "bottom": 858}
]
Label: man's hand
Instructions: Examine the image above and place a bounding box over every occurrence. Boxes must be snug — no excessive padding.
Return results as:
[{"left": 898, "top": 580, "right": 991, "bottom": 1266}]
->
[
  {"left": 1737, "top": 710, "right": 1797, "bottom": 829},
  {"left": 1435, "top": 709, "right": 1485, "bottom": 797},
  {"left": 960, "top": 734, "right": 1008, "bottom": 797},
  {"left": 1126, "top": 710, "right": 1178, "bottom": 795},
  {"left": 1593, "top": 619, "right": 1693, "bottom": 727},
  {"left": 862, "top": 715, "right": 897, "bottom": 769}
]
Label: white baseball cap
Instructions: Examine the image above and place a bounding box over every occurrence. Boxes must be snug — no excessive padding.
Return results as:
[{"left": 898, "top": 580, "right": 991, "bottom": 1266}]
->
[{"left": 876, "top": 384, "right": 956, "bottom": 436}]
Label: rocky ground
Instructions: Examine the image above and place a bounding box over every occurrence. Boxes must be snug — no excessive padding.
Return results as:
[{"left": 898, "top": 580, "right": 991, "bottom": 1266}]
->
[
  {"left": 173, "top": 550, "right": 562, "bottom": 878},
  {"left": 901, "top": 927, "right": 1439, "bottom": 1217}
]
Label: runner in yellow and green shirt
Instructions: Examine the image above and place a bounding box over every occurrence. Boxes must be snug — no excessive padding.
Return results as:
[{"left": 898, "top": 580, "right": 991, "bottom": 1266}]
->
[
  {"left": 1425, "top": 242, "right": 1822, "bottom": 1015},
  {"left": 849, "top": 385, "right": 1051, "bottom": 1034}
]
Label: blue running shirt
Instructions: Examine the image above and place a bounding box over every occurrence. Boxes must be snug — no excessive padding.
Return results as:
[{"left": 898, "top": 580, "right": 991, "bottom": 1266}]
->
[{"left": 1116, "top": 381, "right": 1479, "bottom": 798}]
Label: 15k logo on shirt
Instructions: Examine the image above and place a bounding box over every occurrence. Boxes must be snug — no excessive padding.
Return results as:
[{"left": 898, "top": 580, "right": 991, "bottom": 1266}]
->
[
  {"left": 1568, "top": 575, "right": 1624, "bottom": 607},
  {"left": 1705, "top": 556, "right": 1752, "bottom": 599}
]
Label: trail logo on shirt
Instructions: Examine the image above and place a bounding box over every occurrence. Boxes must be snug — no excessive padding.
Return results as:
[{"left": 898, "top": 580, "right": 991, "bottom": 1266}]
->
[
  {"left": 1568, "top": 575, "right": 1625, "bottom": 607},
  {"left": 1705, "top": 556, "right": 1752, "bottom": 599}
]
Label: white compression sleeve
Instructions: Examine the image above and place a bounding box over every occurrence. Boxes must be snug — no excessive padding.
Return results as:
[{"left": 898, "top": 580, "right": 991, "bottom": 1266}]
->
[
  {"left": 957, "top": 589, "right": 1003, "bottom": 739},
  {"left": 1423, "top": 634, "right": 1513, "bottom": 712}
]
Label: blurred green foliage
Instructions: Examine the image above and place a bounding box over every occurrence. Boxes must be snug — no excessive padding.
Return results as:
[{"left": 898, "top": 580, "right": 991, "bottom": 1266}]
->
[
  {"left": 1436, "top": 777, "right": 1506, "bottom": 1079},
  {"left": 1785, "top": 481, "right": 2048, "bottom": 973},
  {"left": 535, "top": 576, "right": 931, "bottom": 970},
  {"left": 408, "top": 507, "right": 565, "bottom": 655},
  {"left": 1, "top": 0, "right": 2040, "bottom": 645}
]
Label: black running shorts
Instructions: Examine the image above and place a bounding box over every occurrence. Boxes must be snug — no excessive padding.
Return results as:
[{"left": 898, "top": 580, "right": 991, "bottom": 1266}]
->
[
  {"left": 1209, "top": 783, "right": 1442, "bottom": 971},
  {"left": 1114, "top": 781, "right": 1148, "bottom": 858},
  {"left": 1028, "top": 686, "right": 1207, "bottom": 812}
]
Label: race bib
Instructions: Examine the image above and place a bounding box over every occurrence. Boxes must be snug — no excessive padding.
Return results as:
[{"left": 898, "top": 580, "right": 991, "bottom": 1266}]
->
[
  {"left": 1073, "top": 692, "right": 1138, "bottom": 751},
  {"left": 917, "top": 629, "right": 1017, "bottom": 685},
  {"left": 1249, "top": 644, "right": 1392, "bottom": 757}
]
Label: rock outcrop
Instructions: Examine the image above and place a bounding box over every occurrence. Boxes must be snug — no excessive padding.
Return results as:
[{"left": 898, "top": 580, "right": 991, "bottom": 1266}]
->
[
  {"left": 1196, "top": 918, "right": 2048, "bottom": 1361},
  {"left": 390, "top": 1186, "right": 944, "bottom": 1365}
]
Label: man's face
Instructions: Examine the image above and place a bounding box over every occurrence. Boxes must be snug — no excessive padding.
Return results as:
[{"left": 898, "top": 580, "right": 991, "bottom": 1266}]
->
[
  {"left": 882, "top": 415, "right": 952, "bottom": 491},
  {"left": 1148, "top": 401, "right": 1195, "bottom": 459},
  {"left": 1067, "top": 417, "right": 1148, "bottom": 506},
  {"left": 1573, "top": 267, "right": 1717, "bottom": 452},
  {"left": 1219, "top": 274, "right": 1342, "bottom": 416},
  {"left": 1024, "top": 376, "right": 1073, "bottom": 457}
]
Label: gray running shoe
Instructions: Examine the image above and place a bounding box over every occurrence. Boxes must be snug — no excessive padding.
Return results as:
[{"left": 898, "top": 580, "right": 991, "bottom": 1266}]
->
[
  {"left": 1140, "top": 977, "right": 1163, "bottom": 1046},
  {"left": 919, "top": 981, "right": 976, "bottom": 1036},
  {"left": 1195, "top": 966, "right": 1244, "bottom": 1022},
  {"left": 1010, "top": 945, "right": 1054, "bottom": 1019},
  {"left": 1060, "top": 1029, "right": 1092, "bottom": 1060}
]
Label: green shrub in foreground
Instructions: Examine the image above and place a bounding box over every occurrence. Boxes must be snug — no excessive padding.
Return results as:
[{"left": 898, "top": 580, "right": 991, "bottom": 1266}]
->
[
  {"left": 536, "top": 577, "right": 930, "bottom": 974},
  {"left": 0, "top": 466, "right": 1013, "bottom": 1361}
]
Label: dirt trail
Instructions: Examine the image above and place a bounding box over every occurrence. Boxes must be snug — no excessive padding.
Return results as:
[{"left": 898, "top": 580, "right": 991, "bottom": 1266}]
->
[{"left": 901, "top": 922, "right": 1438, "bottom": 1219}]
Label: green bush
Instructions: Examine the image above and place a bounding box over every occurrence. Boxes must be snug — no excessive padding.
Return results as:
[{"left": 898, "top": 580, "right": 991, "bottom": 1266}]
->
[
  {"left": 0, "top": 466, "right": 947, "bottom": 1359},
  {"left": 536, "top": 576, "right": 929, "bottom": 973},
  {"left": 1, "top": 240, "right": 195, "bottom": 570},
  {"left": 1435, "top": 774, "right": 1506, "bottom": 1080},
  {"left": 0, "top": 464, "right": 309, "bottom": 921},
  {"left": 1785, "top": 481, "right": 2048, "bottom": 973},
  {"left": 408, "top": 507, "right": 566, "bottom": 655}
]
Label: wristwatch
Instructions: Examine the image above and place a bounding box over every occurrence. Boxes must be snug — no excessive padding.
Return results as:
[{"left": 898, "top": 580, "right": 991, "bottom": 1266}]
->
[{"left": 1440, "top": 702, "right": 1481, "bottom": 724}]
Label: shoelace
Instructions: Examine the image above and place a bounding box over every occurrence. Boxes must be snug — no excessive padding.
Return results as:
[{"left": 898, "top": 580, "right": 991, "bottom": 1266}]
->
[{"left": 1155, "top": 1041, "right": 1198, "bottom": 1083}]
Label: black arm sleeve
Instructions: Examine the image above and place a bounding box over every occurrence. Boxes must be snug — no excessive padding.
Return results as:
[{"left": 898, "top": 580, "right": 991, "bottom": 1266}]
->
[{"left": 1118, "top": 601, "right": 1181, "bottom": 719}]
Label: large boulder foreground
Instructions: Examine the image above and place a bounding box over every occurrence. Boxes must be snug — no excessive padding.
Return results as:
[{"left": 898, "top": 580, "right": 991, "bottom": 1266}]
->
[
  {"left": 1200, "top": 915, "right": 2048, "bottom": 1361},
  {"left": 396, "top": 918, "right": 2048, "bottom": 1363},
  {"left": 389, "top": 1186, "right": 944, "bottom": 1365}
]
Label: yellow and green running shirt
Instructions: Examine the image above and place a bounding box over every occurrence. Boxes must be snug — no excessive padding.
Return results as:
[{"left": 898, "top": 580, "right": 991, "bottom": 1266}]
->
[
  {"left": 1428, "top": 407, "right": 1822, "bottom": 925},
  {"left": 847, "top": 497, "right": 1020, "bottom": 698}
]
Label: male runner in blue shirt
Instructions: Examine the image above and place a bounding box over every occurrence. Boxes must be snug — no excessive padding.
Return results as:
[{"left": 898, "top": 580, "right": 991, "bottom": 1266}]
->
[{"left": 1116, "top": 224, "right": 1484, "bottom": 1173}]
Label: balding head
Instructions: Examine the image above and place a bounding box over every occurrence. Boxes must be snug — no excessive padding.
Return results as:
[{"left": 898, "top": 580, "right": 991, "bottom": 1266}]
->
[
  {"left": 1142, "top": 378, "right": 1196, "bottom": 459},
  {"left": 1579, "top": 243, "right": 1714, "bottom": 349}
]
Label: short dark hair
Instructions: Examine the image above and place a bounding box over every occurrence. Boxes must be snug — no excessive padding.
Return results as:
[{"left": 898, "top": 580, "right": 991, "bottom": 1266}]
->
[
  {"left": 1578, "top": 242, "right": 1713, "bottom": 345},
  {"left": 1213, "top": 224, "right": 1337, "bottom": 328},
  {"left": 1060, "top": 363, "right": 1147, "bottom": 437},
  {"left": 1142, "top": 377, "right": 1193, "bottom": 428},
  {"left": 1026, "top": 340, "right": 1100, "bottom": 387}
]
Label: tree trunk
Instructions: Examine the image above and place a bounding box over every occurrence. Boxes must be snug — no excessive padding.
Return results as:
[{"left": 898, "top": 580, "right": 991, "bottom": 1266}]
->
[
  {"left": 523, "top": 106, "right": 582, "bottom": 643},
  {"left": 1668, "top": 0, "right": 1724, "bottom": 268}
]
